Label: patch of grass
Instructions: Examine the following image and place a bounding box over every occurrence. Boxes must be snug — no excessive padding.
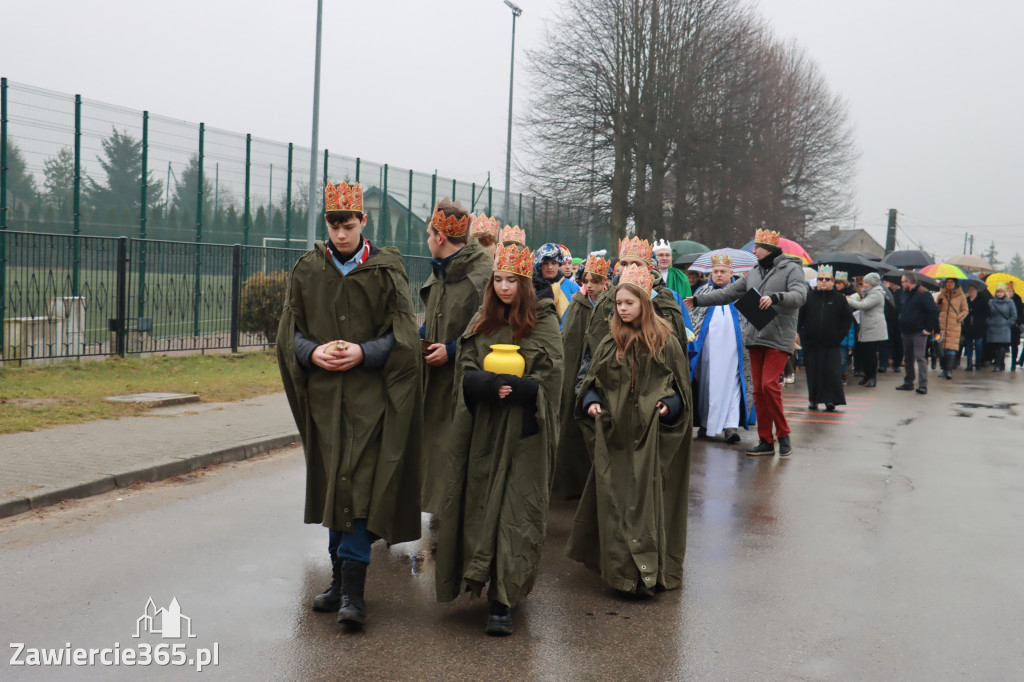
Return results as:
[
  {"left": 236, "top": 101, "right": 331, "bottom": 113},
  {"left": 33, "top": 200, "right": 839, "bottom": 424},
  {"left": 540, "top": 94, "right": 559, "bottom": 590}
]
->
[{"left": 0, "top": 350, "right": 283, "bottom": 434}]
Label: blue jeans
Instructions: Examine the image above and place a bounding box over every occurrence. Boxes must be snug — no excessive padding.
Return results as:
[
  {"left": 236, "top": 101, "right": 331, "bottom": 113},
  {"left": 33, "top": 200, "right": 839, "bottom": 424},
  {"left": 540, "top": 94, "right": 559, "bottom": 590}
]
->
[
  {"left": 964, "top": 337, "right": 984, "bottom": 367},
  {"left": 328, "top": 519, "right": 372, "bottom": 565}
]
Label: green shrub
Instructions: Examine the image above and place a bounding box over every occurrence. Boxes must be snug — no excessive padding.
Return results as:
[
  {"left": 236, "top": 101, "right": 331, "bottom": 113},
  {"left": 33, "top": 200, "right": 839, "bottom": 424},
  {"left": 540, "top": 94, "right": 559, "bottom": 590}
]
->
[{"left": 240, "top": 271, "right": 289, "bottom": 343}]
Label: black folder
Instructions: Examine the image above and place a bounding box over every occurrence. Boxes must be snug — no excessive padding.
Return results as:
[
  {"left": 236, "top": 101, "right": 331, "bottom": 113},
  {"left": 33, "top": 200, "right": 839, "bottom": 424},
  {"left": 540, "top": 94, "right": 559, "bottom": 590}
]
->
[{"left": 734, "top": 287, "right": 777, "bottom": 330}]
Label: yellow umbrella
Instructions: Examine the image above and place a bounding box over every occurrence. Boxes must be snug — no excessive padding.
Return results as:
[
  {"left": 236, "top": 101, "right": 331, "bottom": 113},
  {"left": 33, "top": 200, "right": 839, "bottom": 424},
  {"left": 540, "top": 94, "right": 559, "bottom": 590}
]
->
[{"left": 986, "top": 272, "right": 1024, "bottom": 296}]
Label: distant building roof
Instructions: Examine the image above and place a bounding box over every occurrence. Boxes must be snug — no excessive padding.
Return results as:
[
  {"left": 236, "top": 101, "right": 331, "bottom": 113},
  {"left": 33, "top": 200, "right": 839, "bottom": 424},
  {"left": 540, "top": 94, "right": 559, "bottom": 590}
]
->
[{"left": 806, "top": 227, "right": 885, "bottom": 258}]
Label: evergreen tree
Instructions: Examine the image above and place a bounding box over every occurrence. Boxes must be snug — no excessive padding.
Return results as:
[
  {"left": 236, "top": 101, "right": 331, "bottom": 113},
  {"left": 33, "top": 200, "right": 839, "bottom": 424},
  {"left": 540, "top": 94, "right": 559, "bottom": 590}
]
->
[
  {"left": 3, "top": 142, "right": 38, "bottom": 215},
  {"left": 1008, "top": 253, "right": 1024, "bottom": 279},
  {"left": 43, "top": 147, "right": 77, "bottom": 214},
  {"left": 171, "top": 154, "right": 215, "bottom": 234},
  {"left": 83, "top": 128, "right": 163, "bottom": 217},
  {"left": 982, "top": 241, "right": 1002, "bottom": 270}
]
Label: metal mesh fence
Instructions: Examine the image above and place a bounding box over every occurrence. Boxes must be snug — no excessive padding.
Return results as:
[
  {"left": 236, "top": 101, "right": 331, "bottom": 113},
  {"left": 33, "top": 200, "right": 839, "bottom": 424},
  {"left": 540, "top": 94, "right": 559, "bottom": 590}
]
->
[{"left": 2, "top": 79, "right": 609, "bottom": 257}]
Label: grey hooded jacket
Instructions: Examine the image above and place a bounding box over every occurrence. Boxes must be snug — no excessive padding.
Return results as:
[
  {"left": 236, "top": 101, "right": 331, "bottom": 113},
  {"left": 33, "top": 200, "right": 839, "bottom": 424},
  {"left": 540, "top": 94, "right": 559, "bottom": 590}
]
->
[{"left": 693, "top": 253, "right": 807, "bottom": 353}]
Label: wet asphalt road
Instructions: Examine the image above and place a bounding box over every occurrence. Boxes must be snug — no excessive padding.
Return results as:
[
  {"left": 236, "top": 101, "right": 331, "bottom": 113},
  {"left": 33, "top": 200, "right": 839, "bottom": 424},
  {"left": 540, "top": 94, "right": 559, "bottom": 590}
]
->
[{"left": 2, "top": 371, "right": 1023, "bottom": 680}]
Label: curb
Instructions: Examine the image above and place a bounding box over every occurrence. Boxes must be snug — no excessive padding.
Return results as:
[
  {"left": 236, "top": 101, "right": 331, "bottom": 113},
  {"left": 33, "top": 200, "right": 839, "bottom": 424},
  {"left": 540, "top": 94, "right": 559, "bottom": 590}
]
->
[{"left": 0, "top": 432, "right": 300, "bottom": 521}]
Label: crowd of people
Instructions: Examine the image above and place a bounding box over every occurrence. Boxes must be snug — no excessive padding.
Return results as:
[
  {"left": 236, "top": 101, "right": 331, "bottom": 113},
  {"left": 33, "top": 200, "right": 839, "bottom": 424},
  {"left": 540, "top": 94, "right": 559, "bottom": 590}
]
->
[{"left": 276, "top": 181, "right": 1020, "bottom": 638}]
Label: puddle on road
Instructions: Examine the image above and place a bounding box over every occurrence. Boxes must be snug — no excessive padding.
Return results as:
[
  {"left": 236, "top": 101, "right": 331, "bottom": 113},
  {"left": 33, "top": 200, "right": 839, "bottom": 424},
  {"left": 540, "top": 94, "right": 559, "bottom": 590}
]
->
[{"left": 952, "top": 402, "right": 1019, "bottom": 418}]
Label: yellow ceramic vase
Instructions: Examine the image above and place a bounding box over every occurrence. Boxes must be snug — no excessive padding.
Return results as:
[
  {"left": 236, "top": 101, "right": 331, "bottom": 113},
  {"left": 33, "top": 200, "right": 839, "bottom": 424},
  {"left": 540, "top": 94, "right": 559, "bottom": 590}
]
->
[{"left": 483, "top": 344, "right": 525, "bottom": 378}]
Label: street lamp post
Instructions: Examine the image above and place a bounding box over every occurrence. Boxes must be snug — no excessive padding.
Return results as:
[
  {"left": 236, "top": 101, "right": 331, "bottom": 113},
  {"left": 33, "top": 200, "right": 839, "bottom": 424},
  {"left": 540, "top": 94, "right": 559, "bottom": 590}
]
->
[
  {"left": 502, "top": 0, "right": 522, "bottom": 226},
  {"left": 306, "top": 0, "right": 324, "bottom": 249}
]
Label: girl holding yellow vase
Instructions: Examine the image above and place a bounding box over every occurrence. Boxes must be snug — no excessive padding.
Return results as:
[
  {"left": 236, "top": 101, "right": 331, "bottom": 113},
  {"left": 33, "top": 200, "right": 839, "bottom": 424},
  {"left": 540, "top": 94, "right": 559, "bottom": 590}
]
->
[{"left": 434, "top": 243, "right": 564, "bottom": 637}]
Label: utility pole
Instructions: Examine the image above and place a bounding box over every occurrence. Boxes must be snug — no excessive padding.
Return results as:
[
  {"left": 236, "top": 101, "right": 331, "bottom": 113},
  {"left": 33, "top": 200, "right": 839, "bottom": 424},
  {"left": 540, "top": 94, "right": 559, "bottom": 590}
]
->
[
  {"left": 306, "top": 0, "right": 324, "bottom": 249},
  {"left": 884, "top": 209, "right": 897, "bottom": 255},
  {"left": 969, "top": 234, "right": 974, "bottom": 255},
  {"left": 502, "top": 0, "right": 522, "bottom": 225}
]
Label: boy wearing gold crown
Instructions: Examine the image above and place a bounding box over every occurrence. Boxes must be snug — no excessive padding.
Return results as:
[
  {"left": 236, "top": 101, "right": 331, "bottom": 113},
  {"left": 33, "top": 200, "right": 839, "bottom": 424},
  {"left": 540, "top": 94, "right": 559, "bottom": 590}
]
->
[
  {"left": 277, "top": 182, "right": 422, "bottom": 629},
  {"left": 569, "top": 263, "right": 691, "bottom": 596},
  {"left": 552, "top": 253, "right": 610, "bottom": 500},
  {"left": 420, "top": 199, "right": 493, "bottom": 519},
  {"left": 689, "top": 252, "right": 756, "bottom": 444},
  {"left": 685, "top": 229, "right": 806, "bottom": 457},
  {"left": 469, "top": 214, "right": 500, "bottom": 257},
  {"left": 435, "top": 242, "right": 563, "bottom": 636}
]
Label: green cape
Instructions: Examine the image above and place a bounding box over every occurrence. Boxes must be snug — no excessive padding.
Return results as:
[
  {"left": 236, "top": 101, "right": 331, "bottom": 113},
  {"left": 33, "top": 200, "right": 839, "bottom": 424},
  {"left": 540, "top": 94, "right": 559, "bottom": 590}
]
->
[
  {"left": 664, "top": 266, "right": 692, "bottom": 299},
  {"left": 567, "top": 334, "right": 693, "bottom": 592},
  {"left": 434, "top": 299, "right": 564, "bottom": 607},
  {"left": 419, "top": 241, "right": 493, "bottom": 515},
  {"left": 277, "top": 243, "right": 422, "bottom": 545},
  {"left": 552, "top": 290, "right": 597, "bottom": 499}
]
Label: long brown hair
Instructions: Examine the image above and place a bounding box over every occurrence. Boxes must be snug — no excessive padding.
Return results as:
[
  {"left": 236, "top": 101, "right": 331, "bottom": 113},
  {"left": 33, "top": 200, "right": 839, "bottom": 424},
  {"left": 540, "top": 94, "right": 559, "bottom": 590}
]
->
[
  {"left": 472, "top": 274, "right": 539, "bottom": 339},
  {"left": 610, "top": 283, "right": 671, "bottom": 362}
]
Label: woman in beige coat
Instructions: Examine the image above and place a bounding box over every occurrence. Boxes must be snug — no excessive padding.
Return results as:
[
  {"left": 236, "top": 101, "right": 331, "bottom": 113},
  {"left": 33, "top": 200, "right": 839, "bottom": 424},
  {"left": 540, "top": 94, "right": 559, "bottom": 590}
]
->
[{"left": 936, "top": 278, "right": 968, "bottom": 379}]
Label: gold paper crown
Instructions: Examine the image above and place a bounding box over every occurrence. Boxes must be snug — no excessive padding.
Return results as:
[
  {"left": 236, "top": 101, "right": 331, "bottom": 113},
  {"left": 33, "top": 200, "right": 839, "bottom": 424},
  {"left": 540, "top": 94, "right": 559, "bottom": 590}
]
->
[
  {"left": 711, "top": 253, "right": 733, "bottom": 267},
  {"left": 493, "top": 243, "right": 533, "bottom": 278},
  {"left": 430, "top": 207, "right": 471, "bottom": 238},
  {"left": 499, "top": 225, "right": 526, "bottom": 246},
  {"left": 834, "top": 270, "right": 849, "bottom": 281},
  {"left": 754, "top": 228, "right": 781, "bottom": 247},
  {"left": 470, "top": 214, "right": 499, "bottom": 239},
  {"left": 618, "top": 236, "right": 652, "bottom": 262},
  {"left": 324, "top": 181, "right": 363, "bottom": 213},
  {"left": 619, "top": 263, "right": 654, "bottom": 296},
  {"left": 817, "top": 264, "right": 834, "bottom": 277},
  {"left": 584, "top": 255, "right": 610, "bottom": 278}
]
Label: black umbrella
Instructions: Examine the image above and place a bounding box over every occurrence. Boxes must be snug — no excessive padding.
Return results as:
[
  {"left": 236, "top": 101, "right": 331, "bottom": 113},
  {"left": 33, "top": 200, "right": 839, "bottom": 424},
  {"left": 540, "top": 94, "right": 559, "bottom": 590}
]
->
[
  {"left": 882, "top": 249, "right": 934, "bottom": 270},
  {"left": 809, "top": 252, "right": 882, "bottom": 278},
  {"left": 883, "top": 270, "right": 939, "bottom": 291},
  {"left": 673, "top": 253, "right": 702, "bottom": 269}
]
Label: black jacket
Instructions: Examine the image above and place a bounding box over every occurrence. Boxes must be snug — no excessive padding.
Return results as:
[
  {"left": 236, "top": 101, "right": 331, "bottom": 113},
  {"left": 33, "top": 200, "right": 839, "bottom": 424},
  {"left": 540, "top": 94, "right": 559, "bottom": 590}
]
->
[
  {"left": 897, "top": 287, "right": 939, "bottom": 334},
  {"left": 798, "top": 288, "right": 855, "bottom": 348},
  {"left": 963, "top": 293, "right": 989, "bottom": 339}
]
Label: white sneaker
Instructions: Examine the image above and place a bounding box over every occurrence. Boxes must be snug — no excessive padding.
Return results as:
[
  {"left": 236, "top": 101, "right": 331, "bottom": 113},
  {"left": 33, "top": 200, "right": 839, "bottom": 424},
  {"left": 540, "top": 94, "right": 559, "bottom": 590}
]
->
[{"left": 785, "top": 374, "right": 795, "bottom": 384}]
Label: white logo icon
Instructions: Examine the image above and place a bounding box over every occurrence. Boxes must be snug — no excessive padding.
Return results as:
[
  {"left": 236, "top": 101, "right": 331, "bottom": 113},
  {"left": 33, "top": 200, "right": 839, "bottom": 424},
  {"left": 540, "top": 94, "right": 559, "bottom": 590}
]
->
[{"left": 134, "top": 597, "right": 196, "bottom": 639}]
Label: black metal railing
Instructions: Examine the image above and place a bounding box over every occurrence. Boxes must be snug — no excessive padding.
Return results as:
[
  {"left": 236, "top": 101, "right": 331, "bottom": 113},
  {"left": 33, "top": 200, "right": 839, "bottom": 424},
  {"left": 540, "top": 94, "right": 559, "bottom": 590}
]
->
[{"left": 0, "top": 230, "right": 432, "bottom": 364}]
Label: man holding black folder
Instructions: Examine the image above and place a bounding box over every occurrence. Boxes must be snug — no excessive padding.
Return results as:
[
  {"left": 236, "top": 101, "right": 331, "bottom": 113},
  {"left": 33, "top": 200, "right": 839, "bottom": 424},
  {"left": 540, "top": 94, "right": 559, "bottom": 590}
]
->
[{"left": 685, "top": 229, "right": 806, "bottom": 456}]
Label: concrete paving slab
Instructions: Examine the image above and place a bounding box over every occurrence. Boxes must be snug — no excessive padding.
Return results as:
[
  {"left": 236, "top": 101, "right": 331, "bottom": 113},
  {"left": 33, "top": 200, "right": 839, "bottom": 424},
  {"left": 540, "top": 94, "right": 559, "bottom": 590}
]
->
[{"left": 104, "top": 392, "right": 200, "bottom": 407}]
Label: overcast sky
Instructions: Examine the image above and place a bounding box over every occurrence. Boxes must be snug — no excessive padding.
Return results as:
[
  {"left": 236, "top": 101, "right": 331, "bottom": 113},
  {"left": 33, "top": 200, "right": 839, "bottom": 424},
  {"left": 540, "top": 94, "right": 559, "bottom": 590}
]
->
[{"left": 3, "top": 0, "right": 1022, "bottom": 263}]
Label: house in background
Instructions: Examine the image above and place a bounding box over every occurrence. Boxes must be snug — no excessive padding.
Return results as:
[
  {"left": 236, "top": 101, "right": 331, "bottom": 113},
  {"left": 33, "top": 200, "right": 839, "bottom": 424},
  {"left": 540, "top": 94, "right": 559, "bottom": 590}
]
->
[{"left": 805, "top": 225, "right": 885, "bottom": 258}]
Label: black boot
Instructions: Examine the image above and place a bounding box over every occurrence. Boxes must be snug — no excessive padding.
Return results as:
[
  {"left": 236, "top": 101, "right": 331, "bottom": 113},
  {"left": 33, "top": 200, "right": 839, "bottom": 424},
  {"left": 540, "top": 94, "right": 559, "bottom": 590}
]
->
[
  {"left": 485, "top": 600, "right": 513, "bottom": 636},
  {"left": 337, "top": 560, "right": 368, "bottom": 627},
  {"left": 312, "top": 554, "right": 342, "bottom": 612}
]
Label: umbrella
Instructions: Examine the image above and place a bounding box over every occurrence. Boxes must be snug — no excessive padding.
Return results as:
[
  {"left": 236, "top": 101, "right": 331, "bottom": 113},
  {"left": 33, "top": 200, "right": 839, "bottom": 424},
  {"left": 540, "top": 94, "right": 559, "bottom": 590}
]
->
[
  {"left": 882, "top": 249, "right": 933, "bottom": 270},
  {"left": 919, "top": 263, "right": 968, "bottom": 280},
  {"left": 803, "top": 266, "right": 818, "bottom": 283},
  {"left": 670, "top": 240, "right": 710, "bottom": 259},
  {"left": 945, "top": 254, "right": 992, "bottom": 272},
  {"left": 809, "top": 252, "right": 882, "bottom": 278},
  {"left": 883, "top": 270, "right": 939, "bottom": 291},
  {"left": 740, "top": 238, "right": 813, "bottom": 265},
  {"left": 689, "top": 248, "right": 759, "bottom": 274},
  {"left": 986, "top": 272, "right": 1024, "bottom": 296},
  {"left": 673, "top": 253, "right": 702, "bottom": 269}
]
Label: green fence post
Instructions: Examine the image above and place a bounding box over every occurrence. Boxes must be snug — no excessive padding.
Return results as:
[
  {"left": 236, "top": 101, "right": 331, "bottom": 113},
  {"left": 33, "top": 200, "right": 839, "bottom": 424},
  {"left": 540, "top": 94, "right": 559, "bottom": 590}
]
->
[
  {"left": 138, "top": 110, "right": 149, "bottom": 319},
  {"left": 451, "top": 178, "right": 456, "bottom": 201},
  {"left": 431, "top": 172, "right": 437, "bottom": 213},
  {"left": 355, "top": 157, "right": 360, "bottom": 183},
  {"left": 193, "top": 122, "right": 204, "bottom": 339},
  {"left": 321, "top": 149, "right": 329, "bottom": 243},
  {"left": 243, "top": 133, "right": 251, "bottom": 281},
  {"left": 285, "top": 142, "right": 293, "bottom": 246},
  {"left": 518, "top": 192, "right": 523, "bottom": 228},
  {"left": 488, "top": 187, "right": 493, "bottom": 217},
  {"left": 407, "top": 169, "right": 414, "bottom": 253},
  {"left": 381, "top": 163, "right": 389, "bottom": 244},
  {"left": 73, "top": 94, "right": 81, "bottom": 297},
  {"left": 471, "top": 182, "right": 476, "bottom": 212},
  {"left": 0, "top": 77, "right": 7, "bottom": 352},
  {"left": 0, "top": 77, "right": 6, "bottom": 231},
  {"left": 531, "top": 196, "right": 536, "bottom": 233}
]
